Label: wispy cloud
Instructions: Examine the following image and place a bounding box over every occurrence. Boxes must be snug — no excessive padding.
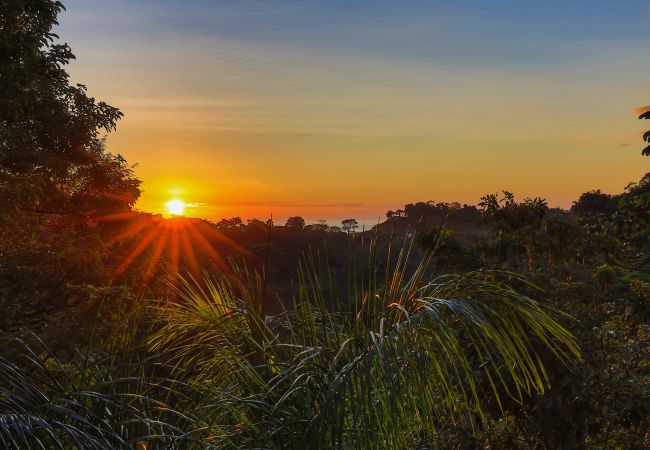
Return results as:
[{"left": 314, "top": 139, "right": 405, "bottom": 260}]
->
[{"left": 634, "top": 105, "right": 650, "bottom": 115}]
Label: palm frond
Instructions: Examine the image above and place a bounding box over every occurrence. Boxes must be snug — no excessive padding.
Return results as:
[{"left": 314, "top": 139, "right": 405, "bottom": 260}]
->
[
  {"left": 150, "top": 249, "right": 581, "bottom": 449},
  {"left": 0, "top": 337, "right": 199, "bottom": 449}
]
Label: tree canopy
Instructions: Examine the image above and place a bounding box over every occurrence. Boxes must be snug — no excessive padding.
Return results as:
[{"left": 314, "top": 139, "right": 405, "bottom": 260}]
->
[
  {"left": 0, "top": 0, "right": 140, "bottom": 217},
  {"left": 341, "top": 218, "right": 359, "bottom": 233},
  {"left": 285, "top": 216, "right": 305, "bottom": 230}
]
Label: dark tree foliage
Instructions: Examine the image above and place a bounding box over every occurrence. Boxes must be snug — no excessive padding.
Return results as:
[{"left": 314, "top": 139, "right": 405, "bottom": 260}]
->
[
  {"left": 0, "top": 0, "right": 141, "bottom": 335},
  {"left": 0, "top": 0, "right": 140, "bottom": 216},
  {"left": 246, "top": 218, "right": 270, "bottom": 234},
  {"left": 612, "top": 173, "right": 650, "bottom": 252},
  {"left": 285, "top": 216, "right": 305, "bottom": 230},
  {"left": 479, "top": 192, "right": 548, "bottom": 234},
  {"left": 477, "top": 192, "right": 549, "bottom": 268},
  {"left": 217, "top": 216, "right": 244, "bottom": 230},
  {"left": 571, "top": 189, "right": 619, "bottom": 215},
  {"left": 403, "top": 200, "right": 460, "bottom": 219},
  {"left": 641, "top": 109, "right": 650, "bottom": 156},
  {"left": 417, "top": 226, "right": 479, "bottom": 271},
  {"left": 386, "top": 201, "right": 482, "bottom": 230},
  {"left": 304, "top": 221, "right": 328, "bottom": 232},
  {"left": 341, "top": 218, "right": 359, "bottom": 233}
]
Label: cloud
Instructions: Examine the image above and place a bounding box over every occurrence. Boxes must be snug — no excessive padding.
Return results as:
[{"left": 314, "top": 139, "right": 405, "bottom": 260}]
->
[
  {"left": 633, "top": 105, "right": 650, "bottom": 115},
  {"left": 617, "top": 142, "right": 632, "bottom": 147},
  {"left": 231, "top": 178, "right": 275, "bottom": 191}
]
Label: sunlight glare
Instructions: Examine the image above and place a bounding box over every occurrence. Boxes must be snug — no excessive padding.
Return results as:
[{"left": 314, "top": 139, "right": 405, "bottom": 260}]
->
[{"left": 165, "top": 199, "right": 186, "bottom": 216}]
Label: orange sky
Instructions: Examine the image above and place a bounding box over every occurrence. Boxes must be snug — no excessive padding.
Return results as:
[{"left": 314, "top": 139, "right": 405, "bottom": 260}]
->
[{"left": 59, "top": 1, "right": 650, "bottom": 224}]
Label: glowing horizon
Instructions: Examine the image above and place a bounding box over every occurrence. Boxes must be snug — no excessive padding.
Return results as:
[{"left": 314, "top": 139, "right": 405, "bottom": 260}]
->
[{"left": 59, "top": 1, "right": 650, "bottom": 223}]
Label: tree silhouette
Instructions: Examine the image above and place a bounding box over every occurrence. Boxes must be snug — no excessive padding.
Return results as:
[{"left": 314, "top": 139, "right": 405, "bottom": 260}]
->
[
  {"left": 571, "top": 190, "right": 619, "bottom": 215},
  {"left": 479, "top": 192, "right": 549, "bottom": 268},
  {"left": 341, "top": 218, "right": 359, "bottom": 233},
  {"left": 305, "top": 221, "right": 328, "bottom": 232},
  {"left": 217, "top": 217, "right": 244, "bottom": 230},
  {"left": 285, "top": 216, "right": 305, "bottom": 230},
  {"left": 641, "top": 110, "right": 650, "bottom": 156}
]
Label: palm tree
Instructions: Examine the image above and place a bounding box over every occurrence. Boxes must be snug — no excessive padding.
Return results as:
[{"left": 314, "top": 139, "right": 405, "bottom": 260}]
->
[{"left": 149, "top": 241, "right": 580, "bottom": 449}]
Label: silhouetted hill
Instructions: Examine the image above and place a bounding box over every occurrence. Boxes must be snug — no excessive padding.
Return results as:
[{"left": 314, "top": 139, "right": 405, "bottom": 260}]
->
[{"left": 373, "top": 201, "right": 491, "bottom": 243}]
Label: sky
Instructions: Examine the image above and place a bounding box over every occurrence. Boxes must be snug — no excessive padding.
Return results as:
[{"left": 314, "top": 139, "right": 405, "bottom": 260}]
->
[{"left": 58, "top": 0, "right": 650, "bottom": 224}]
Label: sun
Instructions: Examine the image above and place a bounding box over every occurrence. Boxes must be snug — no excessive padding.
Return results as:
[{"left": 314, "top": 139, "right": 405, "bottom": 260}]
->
[{"left": 165, "top": 199, "right": 186, "bottom": 216}]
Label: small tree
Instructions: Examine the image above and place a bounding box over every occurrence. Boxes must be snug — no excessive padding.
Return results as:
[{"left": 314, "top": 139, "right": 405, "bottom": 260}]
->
[
  {"left": 218, "top": 217, "right": 244, "bottom": 230},
  {"left": 341, "top": 218, "right": 359, "bottom": 233},
  {"left": 246, "top": 219, "right": 268, "bottom": 233},
  {"left": 285, "top": 216, "right": 305, "bottom": 230},
  {"left": 305, "top": 222, "right": 328, "bottom": 232}
]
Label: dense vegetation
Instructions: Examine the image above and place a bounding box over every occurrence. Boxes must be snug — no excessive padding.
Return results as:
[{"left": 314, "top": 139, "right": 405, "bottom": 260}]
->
[{"left": 1, "top": 2, "right": 649, "bottom": 449}]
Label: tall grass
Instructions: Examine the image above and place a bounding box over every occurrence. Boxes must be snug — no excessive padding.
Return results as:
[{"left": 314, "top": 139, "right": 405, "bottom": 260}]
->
[{"left": 1, "top": 234, "right": 581, "bottom": 449}]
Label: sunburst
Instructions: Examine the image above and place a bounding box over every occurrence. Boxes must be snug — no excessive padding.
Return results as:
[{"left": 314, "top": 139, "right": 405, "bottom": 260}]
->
[
  {"left": 165, "top": 199, "right": 186, "bottom": 216},
  {"left": 93, "top": 213, "right": 254, "bottom": 292}
]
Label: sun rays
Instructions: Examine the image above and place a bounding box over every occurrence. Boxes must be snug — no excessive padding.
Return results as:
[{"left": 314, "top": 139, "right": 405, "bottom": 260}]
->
[{"left": 103, "top": 214, "right": 253, "bottom": 290}]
